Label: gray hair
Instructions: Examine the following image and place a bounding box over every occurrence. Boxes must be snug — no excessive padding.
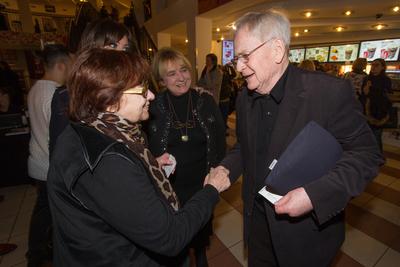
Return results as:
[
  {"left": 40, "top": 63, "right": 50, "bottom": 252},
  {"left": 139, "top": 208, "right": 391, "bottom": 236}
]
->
[{"left": 234, "top": 9, "right": 291, "bottom": 49}]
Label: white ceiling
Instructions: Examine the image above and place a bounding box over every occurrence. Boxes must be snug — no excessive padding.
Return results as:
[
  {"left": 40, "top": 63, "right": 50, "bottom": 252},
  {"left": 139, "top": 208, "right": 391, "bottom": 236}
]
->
[{"left": 201, "top": 0, "right": 400, "bottom": 46}]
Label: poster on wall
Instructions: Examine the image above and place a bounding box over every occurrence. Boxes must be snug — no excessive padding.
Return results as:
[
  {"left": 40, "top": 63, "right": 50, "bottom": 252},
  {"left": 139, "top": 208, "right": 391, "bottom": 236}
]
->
[
  {"left": 329, "top": 44, "right": 359, "bottom": 62},
  {"left": 289, "top": 48, "right": 305, "bottom": 63},
  {"left": 222, "top": 40, "right": 234, "bottom": 65},
  {"left": 305, "top": 47, "right": 329, "bottom": 62},
  {"left": 359, "top": 39, "right": 400, "bottom": 61}
]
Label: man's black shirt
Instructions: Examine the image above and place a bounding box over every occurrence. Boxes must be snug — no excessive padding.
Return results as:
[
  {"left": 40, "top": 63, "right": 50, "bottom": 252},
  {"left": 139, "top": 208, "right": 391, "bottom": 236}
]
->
[{"left": 251, "top": 67, "right": 289, "bottom": 191}]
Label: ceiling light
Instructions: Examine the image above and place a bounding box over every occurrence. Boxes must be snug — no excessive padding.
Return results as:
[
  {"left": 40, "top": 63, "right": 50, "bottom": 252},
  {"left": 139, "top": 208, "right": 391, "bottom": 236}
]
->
[
  {"left": 216, "top": 27, "right": 220, "bottom": 32},
  {"left": 303, "top": 29, "right": 309, "bottom": 33},
  {"left": 334, "top": 26, "right": 346, "bottom": 32},
  {"left": 220, "top": 36, "right": 224, "bottom": 41},
  {"left": 303, "top": 11, "right": 313, "bottom": 18},
  {"left": 294, "top": 32, "right": 300, "bottom": 37},
  {"left": 232, "top": 24, "right": 237, "bottom": 30},
  {"left": 185, "top": 39, "right": 188, "bottom": 43},
  {"left": 393, "top": 6, "right": 399, "bottom": 12},
  {"left": 372, "top": 24, "right": 387, "bottom": 30},
  {"left": 344, "top": 10, "right": 353, "bottom": 16},
  {"left": 148, "top": 48, "right": 153, "bottom": 51}
]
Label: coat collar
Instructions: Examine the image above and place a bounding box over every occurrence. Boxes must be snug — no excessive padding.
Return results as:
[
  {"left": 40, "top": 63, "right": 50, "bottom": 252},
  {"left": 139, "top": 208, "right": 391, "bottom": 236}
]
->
[
  {"left": 267, "top": 64, "right": 307, "bottom": 160},
  {"left": 71, "top": 122, "right": 119, "bottom": 171},
  {"left": 244, "top": 64, "right": 306, "bottom": 162}
]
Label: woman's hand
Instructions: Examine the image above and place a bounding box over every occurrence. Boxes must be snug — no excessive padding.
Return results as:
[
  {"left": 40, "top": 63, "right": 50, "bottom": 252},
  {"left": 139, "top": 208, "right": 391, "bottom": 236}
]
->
[
  {"left": 156, "top": 153, "right": 173, "bottom": 168},
  {"left": 204, "top": 166, "right": 231, "bottom": 193},
  {"left": 193, "top": 86, "right": 213, "bottom": 96},
  {"left": 363, "top": 80, "right": 371, "bottom": 95}
]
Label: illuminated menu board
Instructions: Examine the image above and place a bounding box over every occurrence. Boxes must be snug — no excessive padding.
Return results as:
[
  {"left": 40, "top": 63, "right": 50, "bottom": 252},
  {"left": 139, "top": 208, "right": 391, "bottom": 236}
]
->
[
  {"left": 305, "top": 47, "right": 329, "bottom": 62},
  {"left": 222, "top": 40, "right": 234, "bottom": 65},
  {"left": 289, "top": 48, "right": 305, "bottom": 63},
  {"left": 359, "top": 39, "right": 400, "bottom": 61},
  {"left": 329, "top": 44, "right": 359, "bottom": 62}
]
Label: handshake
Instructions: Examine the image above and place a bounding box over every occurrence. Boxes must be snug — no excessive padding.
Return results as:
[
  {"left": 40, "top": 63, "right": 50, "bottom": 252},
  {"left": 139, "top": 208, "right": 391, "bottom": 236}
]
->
[
  {"left": 203, "top": 166, "right": 231, "bottom": 193},
  {"left": 156, "top": 153, "right": 231, "bottom": 193}
]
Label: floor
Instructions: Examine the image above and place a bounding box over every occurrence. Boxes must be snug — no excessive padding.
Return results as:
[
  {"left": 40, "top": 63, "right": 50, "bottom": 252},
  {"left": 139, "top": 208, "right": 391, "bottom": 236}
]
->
[{"left": 1, "top": 114, "right": 400, "bottom": 267}]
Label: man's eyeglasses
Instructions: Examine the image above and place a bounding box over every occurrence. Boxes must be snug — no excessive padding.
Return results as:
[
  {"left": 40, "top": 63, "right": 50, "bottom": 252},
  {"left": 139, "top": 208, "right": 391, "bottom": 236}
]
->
[
  {"left": 123, "top": 82, "right": 149, "bottom": 97},
  {"left": 230, "top": 38, "right": 274, "bottom": 67}
]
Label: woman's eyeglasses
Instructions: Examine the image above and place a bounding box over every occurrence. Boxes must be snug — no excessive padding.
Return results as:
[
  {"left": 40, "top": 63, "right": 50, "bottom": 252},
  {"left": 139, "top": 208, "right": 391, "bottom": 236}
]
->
[{"left": 123, "top": 82, "right": 149, "bottom": 97}]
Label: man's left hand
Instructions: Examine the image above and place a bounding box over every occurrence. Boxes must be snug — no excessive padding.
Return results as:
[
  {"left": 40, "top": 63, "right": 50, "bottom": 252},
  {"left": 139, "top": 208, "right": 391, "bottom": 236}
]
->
[{"left": 274, "top": 187, "right": 313, "bottom": 217}]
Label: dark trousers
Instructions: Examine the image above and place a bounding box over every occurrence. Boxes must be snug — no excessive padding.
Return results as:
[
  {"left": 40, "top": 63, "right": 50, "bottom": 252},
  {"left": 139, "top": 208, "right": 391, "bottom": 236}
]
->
[
  {"left": 27, "top": 180, "right": 52, "bottom": 267},
  {"left": 371, "top": 127, "right": 383, "bottom": 152},
  {"left": 248, "top": 198, "right": 279, "bottom": 267},
  {"left": 219, "top": 101, "right": 230, "bottom": 128}
]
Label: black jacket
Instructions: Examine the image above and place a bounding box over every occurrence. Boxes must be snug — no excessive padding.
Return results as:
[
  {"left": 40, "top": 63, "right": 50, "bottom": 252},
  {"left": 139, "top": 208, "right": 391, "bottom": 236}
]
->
[
  {"left": 147, "top": 89, "right": 226, "bottom": 169},
  {"left": 221, "top": 65, "right": 383, "bottom": 267},
  {"left": 47, "top": 122, "right": 219, "bottom": 267},
  {"left": 49, "top": 86, "right": 69, "bottom": 157}
]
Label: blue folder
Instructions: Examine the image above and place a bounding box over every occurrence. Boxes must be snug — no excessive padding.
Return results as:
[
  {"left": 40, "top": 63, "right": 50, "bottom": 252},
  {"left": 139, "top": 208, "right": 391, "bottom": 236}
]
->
[{"left": 265, "top": 121, "right": 343, "bottom": 195}]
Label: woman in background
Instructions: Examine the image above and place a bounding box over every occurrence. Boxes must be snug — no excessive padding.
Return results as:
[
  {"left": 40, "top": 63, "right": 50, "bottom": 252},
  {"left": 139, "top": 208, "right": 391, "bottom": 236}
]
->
[
  {"left": 148, "top": 48, "right": 226, "bottom": 266},
  {"left": 49, "top": 18, "right": 133, "bottom": 154},
  {"left": 198, "top": 53, "right": 223, "bottom": 104},
  {"left": 48, "top": 48, "right": 230, "bottom": 267},
  {"left": 298, "top": 59, "right": 316, "bottom": 71},
  {"left": 344, "top": 57, "right": 368, "bottom": 98}
]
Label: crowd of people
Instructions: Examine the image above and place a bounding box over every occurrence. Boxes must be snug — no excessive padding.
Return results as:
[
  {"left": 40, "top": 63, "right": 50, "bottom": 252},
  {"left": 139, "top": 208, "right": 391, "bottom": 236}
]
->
[
  {"left": 296, "top": 55, "right": 394, "bottom": 152},
  {"left": 0, "top": 9, "right": 391, "bottom": 267}
]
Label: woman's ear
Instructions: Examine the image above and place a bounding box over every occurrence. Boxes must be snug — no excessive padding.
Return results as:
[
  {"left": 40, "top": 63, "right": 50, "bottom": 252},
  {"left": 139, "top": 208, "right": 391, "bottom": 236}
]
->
[
  {"left": 106, "top": 96, "right": 124, "bottom": 113},
  {"left": 159, "top": 79, "right": 166, "bottom": 87}
]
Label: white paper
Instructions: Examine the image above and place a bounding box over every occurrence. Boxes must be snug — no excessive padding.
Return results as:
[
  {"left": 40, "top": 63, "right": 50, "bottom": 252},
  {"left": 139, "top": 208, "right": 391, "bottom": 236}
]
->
[
  {"left": 162, "top": 154, "right": 176, "bottom": 178},
  {"left": 269, "top": 159, "right": 278, "bottom": 170},
  {"left": 258, "top": 186, "right": 283, "bottom": 204}
]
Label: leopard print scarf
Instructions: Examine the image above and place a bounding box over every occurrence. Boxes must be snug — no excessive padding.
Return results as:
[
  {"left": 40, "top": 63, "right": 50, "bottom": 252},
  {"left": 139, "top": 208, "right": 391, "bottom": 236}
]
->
[{"left": 82, "top": 112, "right": 180, "bottom": 211}]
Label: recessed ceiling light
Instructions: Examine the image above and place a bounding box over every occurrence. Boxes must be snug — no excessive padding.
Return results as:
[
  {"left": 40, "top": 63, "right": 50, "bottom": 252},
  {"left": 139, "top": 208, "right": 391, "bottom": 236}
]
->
[
  {"left": 303, "top": 29, "right": 309, "bottom": 33},
  {"left": 294, "top": 32, "right": 300, "bottom": 37},
  {"left": 216, "top": 27, "right": 220, "bottom": 32},
  {"left": 334, "top": 26, "right": 346, "bottom": 32},
  {"left": 372, "top": 24, "right": 387, "bottom": 30},
  {"left": 303, "top": 11, "right": 313, "bottom": 18},
  {"left": 393, "top": 6, "right": 399, "bottom": 12},
  {"left": 344, "top": 10, "right": 353, "bottom": 16}
]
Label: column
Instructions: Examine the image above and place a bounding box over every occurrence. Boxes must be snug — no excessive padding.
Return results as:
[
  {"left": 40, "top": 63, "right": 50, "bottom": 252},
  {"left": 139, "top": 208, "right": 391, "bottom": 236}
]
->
[
  {"left": 17, "top": 0, "right": 33, "bottom": 33},
  {"left": 157, "top": 32, "right": 171, "bottom": 49},
  {"left": 186, "top": 16, "right": 212, "bottom": 82}
]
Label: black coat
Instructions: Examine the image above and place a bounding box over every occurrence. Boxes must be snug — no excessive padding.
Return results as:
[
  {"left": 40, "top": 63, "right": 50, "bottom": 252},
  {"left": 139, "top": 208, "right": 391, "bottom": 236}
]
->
[
  {"left": 147, "top": 88, "right": 226, "bottom": 170},
  {"left": 47, "top": 122, "right": 219, "bottom": 267},
  {"left": 221, "top": 65, "right": 383, "bottom": 267}
]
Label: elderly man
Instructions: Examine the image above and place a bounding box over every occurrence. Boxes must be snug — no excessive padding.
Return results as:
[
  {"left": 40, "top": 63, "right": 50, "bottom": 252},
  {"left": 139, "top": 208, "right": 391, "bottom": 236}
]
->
[{"left": 217, "top": 10, "right": 383, "bottom": 266}]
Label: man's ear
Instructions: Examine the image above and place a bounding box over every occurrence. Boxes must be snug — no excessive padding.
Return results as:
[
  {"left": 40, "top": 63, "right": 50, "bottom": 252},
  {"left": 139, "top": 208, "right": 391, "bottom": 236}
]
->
[
  {"left": 56, "top": 62, "right": 66, "bottom": 72},
  {"left": 272, "top": 39, "right": 286, "bottom": 64}
]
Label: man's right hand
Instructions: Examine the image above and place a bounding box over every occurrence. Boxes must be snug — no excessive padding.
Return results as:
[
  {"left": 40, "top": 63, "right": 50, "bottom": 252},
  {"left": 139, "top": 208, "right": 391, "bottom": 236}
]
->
[{"left": 204, "top": 166, "right": 230, "bottom": 193}]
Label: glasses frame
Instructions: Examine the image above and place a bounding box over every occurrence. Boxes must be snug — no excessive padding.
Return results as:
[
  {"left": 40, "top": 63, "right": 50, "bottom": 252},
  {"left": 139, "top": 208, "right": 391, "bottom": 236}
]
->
[
  {"left": 230, "top": 38, "right": 274, "bottom": 67},
  {"left": 123, "top": 82, "right": 149, "bottom": 97}
]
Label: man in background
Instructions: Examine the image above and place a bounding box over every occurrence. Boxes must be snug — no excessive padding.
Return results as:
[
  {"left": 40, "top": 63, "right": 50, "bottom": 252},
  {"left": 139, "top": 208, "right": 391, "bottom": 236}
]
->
[{"left": 26, "top": 44, "right": 72, "bottom": 267}]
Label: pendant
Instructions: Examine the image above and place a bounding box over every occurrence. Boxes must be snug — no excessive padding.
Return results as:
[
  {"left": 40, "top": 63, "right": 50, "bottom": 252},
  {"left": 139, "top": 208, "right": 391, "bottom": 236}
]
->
[{"left": 181, "top": 135, "right": 189, "bottom": 142}]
